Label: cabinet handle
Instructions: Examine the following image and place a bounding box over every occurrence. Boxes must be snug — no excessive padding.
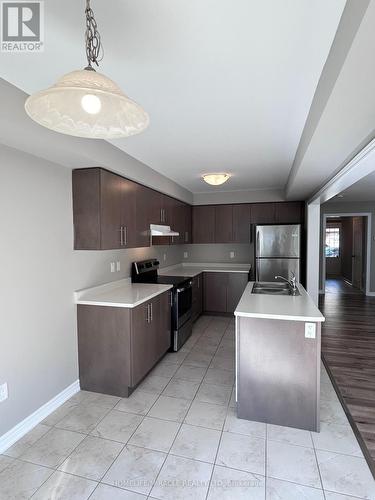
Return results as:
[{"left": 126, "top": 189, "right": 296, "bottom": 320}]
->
[
  {"left": 169, "top": 292, "right": 173, "bottom": 306},
  {"left": 160, "top": 208, "right": 163, "bottom": 223},
  {"left": 150, "top": 303, "right": 153, "bottom": 322},
  {"left": 146, "top": 303, "right": 150, "bottom": 323},
  {"left": 197, "top": 276, "right": 200, "bottom": 288},
  {"left": 120, "top": 226, "right": 124, "bottom": 246},
  {"left": 185, "top": 231, "right": 188, "bottom": 243},
  {"left": 124, "top": 226, "right": 127, "bottom": 246}
]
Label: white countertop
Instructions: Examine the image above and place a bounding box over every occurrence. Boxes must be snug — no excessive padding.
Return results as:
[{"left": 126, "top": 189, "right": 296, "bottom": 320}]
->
[
  {"left": 235, "top": 282, "right": 325, "bottom": 322},
  {"left": 159, "top": 262, "right": 251, "bottom": 278},
  {"left": 75, "top": 279, "right": 172, "bottom": 308}
]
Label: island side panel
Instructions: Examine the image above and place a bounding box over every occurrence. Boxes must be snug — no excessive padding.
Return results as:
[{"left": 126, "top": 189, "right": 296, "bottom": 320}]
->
[
  {"left": 237, "top": 316, "right": 321, "bottom": 431},
  {"left": 77, "top": 304, "right": 132, "bottom": 397}
]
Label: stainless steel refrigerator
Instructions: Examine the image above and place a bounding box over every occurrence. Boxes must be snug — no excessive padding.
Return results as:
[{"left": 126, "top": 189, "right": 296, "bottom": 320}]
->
[{"left": 255, "top": 224, "right": 301, "bottom": 282}]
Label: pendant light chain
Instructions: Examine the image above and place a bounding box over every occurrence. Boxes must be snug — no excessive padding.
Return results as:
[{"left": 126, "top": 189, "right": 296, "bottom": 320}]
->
[{"left": 85, "top": 0, "right": 104, "bottom": 69}]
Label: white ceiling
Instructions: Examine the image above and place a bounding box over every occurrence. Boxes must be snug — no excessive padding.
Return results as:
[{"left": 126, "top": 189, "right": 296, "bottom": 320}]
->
[
  {"left": 331, "top": 170, "right": 375, "bottom": 202},
  {"left": 0, "top": 0, "right": 346, "bottom": 195}
]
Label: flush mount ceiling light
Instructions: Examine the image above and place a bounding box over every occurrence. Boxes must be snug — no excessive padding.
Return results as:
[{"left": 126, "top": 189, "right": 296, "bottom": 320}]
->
[
  {"left": 202, "top": 173, "right": 231, "bottom": 186},
  {"left": 25, "top": 0, "right": 149, "bottom": 139}
]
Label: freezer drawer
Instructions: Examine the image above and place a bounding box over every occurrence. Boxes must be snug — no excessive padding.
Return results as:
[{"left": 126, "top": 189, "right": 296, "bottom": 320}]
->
[
  {"left": 256, "top": 224, "right": 300, "bottom": 258},
  {"left": 256, "top": 258, "right": 300, "bottom": 282}
]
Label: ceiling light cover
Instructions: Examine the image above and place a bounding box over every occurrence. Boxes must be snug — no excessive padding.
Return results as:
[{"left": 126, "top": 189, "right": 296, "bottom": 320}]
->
[
  {"left": 25, "top": 69, "right": 149, "bottom": 139},
  {"left": 202, "top": 173, "right": 231, "bottom": 186}
]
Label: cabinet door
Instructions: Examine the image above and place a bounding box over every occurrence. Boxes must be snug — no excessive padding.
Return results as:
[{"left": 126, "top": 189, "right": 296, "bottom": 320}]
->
[
  {"left": 275, "top": 202, "right": 303, "bottom": 224},
  {"left": 120, "top": 177, "right": 137, "bottom": 248},
  {"left": 193, "top": 206, "right": 215, "bottom": 243},
  {"left": 192, "top": 273, "right": 203, "bottom": 321},
  {"left": 100, "top": 170, "right": 123, "bottom": 249},
  {"left": 147, "top": 188, "right": 164, "bottom": 225},
  {"left": 233, "top": 204, "right": 251, "bottom": 243},
  {"left": 250, "top": 203, "right": 275, "bottom": 224},
  {"left": 155, "top": 292, "right": 172, "bottom": 357},
  {"left": 184, "top": 204, "right": 192, "bottom": 244},
  {"left": 215, "top": 205, "right": 233, "bottom": 243},
  {"left": 226, "top": 273, "right": 249, "bottom": 313},
  {"left": 131, "top": 301, "right": 154, "bottom": 386},
  {"left": 135, "top": 184, "right": 152, "bottom": 248},
  {"left": 170, "top": 200, "right": 185, "bottom": 245},
  {"left": 204, "top": 272, "right": 227, "bottom": 313}
]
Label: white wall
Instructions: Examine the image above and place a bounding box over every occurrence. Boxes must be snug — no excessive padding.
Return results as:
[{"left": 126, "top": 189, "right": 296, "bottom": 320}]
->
[
  {"left": 0, "top": 144, "right": 184, "bottom": 436},
  {"left": 193, "top": 189, "right": 285, "bottom": 205}
]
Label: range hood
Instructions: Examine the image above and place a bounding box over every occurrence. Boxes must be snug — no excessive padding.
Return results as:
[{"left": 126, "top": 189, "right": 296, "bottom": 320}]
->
[{"left": 150, "top": 224, "right": 179, "bottom": 237}]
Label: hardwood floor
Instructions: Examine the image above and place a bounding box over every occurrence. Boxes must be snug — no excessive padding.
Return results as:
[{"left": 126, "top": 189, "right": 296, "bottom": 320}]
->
[{"left": 319, "top": 279, "right": 375, "bottom": 476}]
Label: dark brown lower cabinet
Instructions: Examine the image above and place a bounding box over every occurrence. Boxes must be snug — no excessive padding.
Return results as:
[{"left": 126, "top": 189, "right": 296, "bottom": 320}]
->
[
  {"left": 77, "top": 291, "right": 171, "bottom": 397},
  {"left": 203, "top": 272, "right": 248, "bottom": 314},
  {"left": 192, "top": 273, "right": 203, "bottom": 322}
]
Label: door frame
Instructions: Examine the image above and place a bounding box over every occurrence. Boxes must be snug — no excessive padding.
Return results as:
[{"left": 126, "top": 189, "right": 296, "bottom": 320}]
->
[{"left": 321, "top": 212, "right": 372, "bottom": 295}]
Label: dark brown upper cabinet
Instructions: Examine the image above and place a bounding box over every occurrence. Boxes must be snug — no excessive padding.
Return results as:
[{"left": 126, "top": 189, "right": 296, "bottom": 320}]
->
[
  {"left": 233, "top": 204, "right": 251, "bottom": 243},
  {"left": 192, "top": 205, "right": 215, "bottom": 243},
  {"left": 73, "top": 168, "right": 137, "bottom": 250},
  {"left": 275, "top": 201, "right": 304, "bottom": 224},
  {"left": 215, "top": 205, "right": 233, "bottom": 243},
  {"left": 250, "top": 202, "right": 276, "bottom": 224}
]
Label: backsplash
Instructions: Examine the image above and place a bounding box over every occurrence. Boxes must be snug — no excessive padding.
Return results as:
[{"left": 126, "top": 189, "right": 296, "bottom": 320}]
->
[{"left": 183, "top": 243, "right": 253, "bottom": 264}]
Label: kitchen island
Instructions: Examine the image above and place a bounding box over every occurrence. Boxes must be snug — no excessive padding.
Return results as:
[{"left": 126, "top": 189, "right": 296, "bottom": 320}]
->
[{"left": 234, "top": 282, "right": 325, "bottom": 431}]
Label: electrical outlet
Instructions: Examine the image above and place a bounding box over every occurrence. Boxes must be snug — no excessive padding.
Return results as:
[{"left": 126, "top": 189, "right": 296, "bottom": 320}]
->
[
  {"left": 163, "top": 253, "right": 167, "bottom": 262},
  {"left": 230, "top": 251, "right": 235, "bottom": 259},
  {"left": 116, "top": 261, "right": 121, "bottom": 272},
  {"left": 0, "top": 383, "right": 8, "bottom": 403},
  {"left": 305, "top": 323, "right": 316, "bottom": 339},
  {"left": 110, "top": 262, "right": 115, "bottom": 273},
  {"left": 184, "top": 252, "right": 188, "bottom": 259}
]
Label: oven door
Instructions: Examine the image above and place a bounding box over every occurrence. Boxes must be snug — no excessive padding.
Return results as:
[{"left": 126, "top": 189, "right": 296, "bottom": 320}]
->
[{"left": 176, "top": 281, "right": 193, "bottom": 329}]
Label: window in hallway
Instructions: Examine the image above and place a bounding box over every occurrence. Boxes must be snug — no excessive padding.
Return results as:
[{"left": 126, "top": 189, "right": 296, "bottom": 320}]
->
[{"left": 325, "top": 226, "right": 340, "bottom": 258}]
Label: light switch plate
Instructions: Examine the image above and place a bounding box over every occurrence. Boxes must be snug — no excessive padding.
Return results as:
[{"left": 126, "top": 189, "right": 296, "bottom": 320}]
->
[
  {"left": 184, "top": 252, "right": 188, "bottom": 259},
  {"left": 116, "top": 261, "right": 121, "bottom": 271},
  {"left": 0, "top": 383, "right": 8, "bottom": 402},
  {"left": 110, "top": 262, "right": 115, "bottom": 273},
  {"left": 305, "top": 323, "right": 316, "bottom": 339},
  {"left": 230, "top": 251, "right": 235, "bottom": 259}
]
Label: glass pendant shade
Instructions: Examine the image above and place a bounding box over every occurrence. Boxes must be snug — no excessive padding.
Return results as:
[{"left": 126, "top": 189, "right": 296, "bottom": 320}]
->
[
  {"left": 202, "top": 173, "right": 231, "bottom": 186},
  {"left": 25, "top": 69, "right": 149, "bottom": 139}
]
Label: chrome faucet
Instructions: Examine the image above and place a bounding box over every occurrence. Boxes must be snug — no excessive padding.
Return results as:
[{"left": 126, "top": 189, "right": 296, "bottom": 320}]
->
[{"left": 275, "top": 272, "right": 298, "bottom": 293}]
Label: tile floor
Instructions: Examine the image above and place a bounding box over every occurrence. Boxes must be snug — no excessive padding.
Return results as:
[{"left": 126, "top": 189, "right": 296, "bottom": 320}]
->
[{"left": 1, "top": 315, "right": 374, "bottom": 499}]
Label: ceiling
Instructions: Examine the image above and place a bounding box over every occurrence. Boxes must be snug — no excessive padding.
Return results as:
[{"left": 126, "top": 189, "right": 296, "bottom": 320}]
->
[
  {"left": 330, "top": 170, "right": 375, "bottom": 202},
  {"left": 0, "top": 0, "right": 346, "bottom": 195}
]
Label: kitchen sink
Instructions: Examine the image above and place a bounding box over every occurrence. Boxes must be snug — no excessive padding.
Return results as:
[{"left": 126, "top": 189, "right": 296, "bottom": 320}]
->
[{"left": 251, "top": 282, "right": 300, "bottom": 296}]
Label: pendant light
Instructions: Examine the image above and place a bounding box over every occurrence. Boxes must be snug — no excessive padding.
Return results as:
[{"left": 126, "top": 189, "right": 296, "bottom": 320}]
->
[
  {"left": 202, "top": 173, "right": 231, "bottom": 186},
  {"left": 25, "top": 0, "right": 149, "bottom": 139}
]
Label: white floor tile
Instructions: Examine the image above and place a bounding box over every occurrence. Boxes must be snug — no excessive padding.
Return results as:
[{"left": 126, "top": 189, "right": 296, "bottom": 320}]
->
[
  {"left": 3, "top": 424, "right": 50, "bottom": 458},
  {"left": 162, "top": 378, "right": 200, "bottom": 400},
  {"left": 320, "top": 399, "right": 349, "bottom": 425},
  {"left": 20, "top": 427, "right": 86, "bottom": 468},
  {"left": 266, "top": 477, "right": 324, "bottom": 499},
  {"left": 0, "top": 459, "right": 53, "bottom": 499},
  {"left": 316, "top": 449, "right": 375, "bottom": 499},
  {"left": 204, "top": 368, "right": 234, "bottom": 387},
  {"left": 138, "top": 375, "right": 171, "bottom": 395},
  {"left": 195, "top": 383, "right": 232, "bottom": 406},
  {"left": 170, "top": 424, "right": 221, "bottom": 463},
  {"left": 150, "top": 455, "right": 213, "bottom": 500},
  {"left": 267, "top": 440, "right": 321, "bottom": 488},
  {"left": 129, "top": 417, "right": 180, "bottom": 452},
  {"left": 224, "top": 408, "right": 266, "bottom": 438},
  {"left": 91, "top": 409, "right": 143, "bottom": 443},
  {"left": 103, "top": 444, "right": 166, "bottom": 495},
  {"left": 32, "top": 471, "right": 97, "bottom": 500},
  {"left": 90, "top": 483, "right": 147, "bottom": 499},
  {"left": 55, "top": 403, "right": 110, "bottom": 433},
  {"left": 150, "top": 363, "right": 179, "bottom": 379},
  {"left": 267, "top": 423, "right": 313, "bottom": 447},
  {"left": 0, "top": 455, "right": 14, "bottom": 473},
  {"left": 207, "top": 465, "right": 265, "bottom": 500},
  {"left": 58, "top": 435, "right": 123, "bottom": 480},
  {"left": 174, "top": 364, "right": 207, "bottom": 383},
  {"left": 185, "top": 400, "right": 227, "bottom": 430},
  {"left": 311, "top": 422, "right": 363, "bottom": 456},
  {"left": 216, "top": 431, "right": 265, "bottom": 475},
  {"left": 115, "top": 390, "right": 159, "bottom": 415},
  {"left": 148, "top": 395, "right": 191, "bottom": 422}
]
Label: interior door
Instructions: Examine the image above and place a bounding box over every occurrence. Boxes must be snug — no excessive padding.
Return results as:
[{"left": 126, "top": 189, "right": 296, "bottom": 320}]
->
[{"left": 352, "top": 217, "right": 364, "bottom": 290}]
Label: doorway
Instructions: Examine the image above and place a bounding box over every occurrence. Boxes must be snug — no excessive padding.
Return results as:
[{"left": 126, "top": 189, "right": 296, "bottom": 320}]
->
[{"left": 322, "top": 214, "right": 370, "bottom": 295}]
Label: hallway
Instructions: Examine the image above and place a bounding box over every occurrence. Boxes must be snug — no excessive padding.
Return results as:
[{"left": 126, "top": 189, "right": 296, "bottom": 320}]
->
[{"left": 319, "top": 286, "right": 375, "bottom": 477}]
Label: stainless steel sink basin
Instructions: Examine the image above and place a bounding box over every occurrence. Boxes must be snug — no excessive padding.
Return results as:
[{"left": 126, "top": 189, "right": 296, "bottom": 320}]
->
[{"left": 252, "top": 282, "right": 300, "bottom": 296}]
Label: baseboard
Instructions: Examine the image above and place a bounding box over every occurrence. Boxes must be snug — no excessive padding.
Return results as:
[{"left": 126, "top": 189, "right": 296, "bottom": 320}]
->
[
  {"left": 0, "top": 380, "right": 80, "bottom": 454},
  {"left": 366, "top": 291, "right": 375, "bottom": 296}
]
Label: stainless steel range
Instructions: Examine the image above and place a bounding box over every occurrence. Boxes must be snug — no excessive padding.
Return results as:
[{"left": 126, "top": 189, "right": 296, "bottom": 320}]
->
[{"left": 131, "top": 259, "right": 192, "bottom": 351}]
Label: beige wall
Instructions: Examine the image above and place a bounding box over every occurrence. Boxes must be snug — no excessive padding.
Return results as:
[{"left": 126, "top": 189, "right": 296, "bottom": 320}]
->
[{"left": 0, "top": 144, "right": 184, "bottom": 437}]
